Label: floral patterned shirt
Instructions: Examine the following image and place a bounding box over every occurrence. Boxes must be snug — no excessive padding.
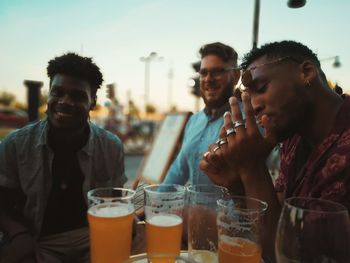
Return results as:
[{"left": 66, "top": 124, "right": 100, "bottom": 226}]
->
[{"left": 275, "top": 95, "right": 350, "bottom": 210}]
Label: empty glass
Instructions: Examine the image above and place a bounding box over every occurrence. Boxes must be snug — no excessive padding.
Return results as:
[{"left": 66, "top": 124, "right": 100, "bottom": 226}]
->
[{"left": 186, "top": 184, "right": 228, "bottom": 263}]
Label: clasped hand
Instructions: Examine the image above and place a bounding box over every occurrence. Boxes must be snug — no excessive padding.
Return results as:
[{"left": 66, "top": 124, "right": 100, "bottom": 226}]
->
[{"left": 200, "top": 92, "right": 277, "bottom": 186}]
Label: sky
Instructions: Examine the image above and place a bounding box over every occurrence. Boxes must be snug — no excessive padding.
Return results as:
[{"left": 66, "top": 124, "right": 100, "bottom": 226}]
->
[{"left": 0, "top": 0, "right": 349, "bottom": 112}]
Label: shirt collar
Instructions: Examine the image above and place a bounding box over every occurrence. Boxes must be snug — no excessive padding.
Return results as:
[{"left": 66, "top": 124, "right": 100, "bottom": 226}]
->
[
  {"left": 35, "top": 120, "right": 49, "bottom": 147},
  {"left": 80, "top": 121, "right": 94, "bottom": 156},
  {"left": 35, "top": 119, "right": 94, "bottom": 156}
]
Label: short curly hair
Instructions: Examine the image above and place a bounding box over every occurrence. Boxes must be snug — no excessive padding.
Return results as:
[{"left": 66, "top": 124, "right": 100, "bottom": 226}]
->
[
  {"left": 199, "top": 42, "right": 238, "bottom": 67},
  {"left": 47, "top": 53, "right": 103, "bottom": 97},
  {"left": 240, "top": 40, "right": 320, "bottom": 70}
]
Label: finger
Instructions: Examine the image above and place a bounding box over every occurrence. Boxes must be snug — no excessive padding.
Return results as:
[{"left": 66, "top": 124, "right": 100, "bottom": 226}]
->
[
  {"left": 208, "top": 143, "right": 220, "bottom": 153},
  {"left": 199, "top": 159, "right": 220, "bottom": 175},
  {"left": 241, "top": 92, "right": 259, "bottom": 135},
  {"left": 216, "top": 137, "right": 228, "bottom": 147},
  {"left": 223, "top": 111, "right": 235, "bottom": 142},
  {"left": 208, "top": 144, "right": 227, "bottom": 167},
  {"left": 229, "top": 96, "right": 245, "bottom": 138},
  {"left": 219, "top": 125, "right": 226, "bottom": 139}
]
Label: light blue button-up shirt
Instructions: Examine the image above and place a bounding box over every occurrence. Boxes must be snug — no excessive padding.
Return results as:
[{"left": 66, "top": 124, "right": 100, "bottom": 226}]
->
[
  {"left": 0, "top": 120, "right": 126, "bottom": 237},
  {"left": 163, "top": 103, "right": 231, "bottom": 186}
]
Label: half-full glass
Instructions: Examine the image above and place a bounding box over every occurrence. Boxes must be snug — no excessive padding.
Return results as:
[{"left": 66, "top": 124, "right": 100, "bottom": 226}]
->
[
  {"left": 217, "top": 196, "right": 267, "bottom": 263},
  {"left": 275, "top": 197, "right": 350, "bottom": 263},
  {"left": 87, "top": 187, "right": 135, "bottom": 263},
  {"left": 144, "top": 184, "right": 186, "bottom": 263},
  {"left": 186, "top": 184, "right": 228, "bottom": 263}
]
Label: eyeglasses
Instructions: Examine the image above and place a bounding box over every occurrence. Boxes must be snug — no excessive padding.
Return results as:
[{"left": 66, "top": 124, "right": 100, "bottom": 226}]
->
[
  {"left": 238, "top": 56, "right": 302, "bottom": 92},
  {"left": 198, "top": 67, "right": 237, "bottom": 79}
]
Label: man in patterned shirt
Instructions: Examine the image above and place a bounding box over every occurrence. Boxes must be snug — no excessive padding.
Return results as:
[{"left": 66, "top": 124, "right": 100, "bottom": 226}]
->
[{"left": 200, "top": 40, "right": 350, "bottom": 260}]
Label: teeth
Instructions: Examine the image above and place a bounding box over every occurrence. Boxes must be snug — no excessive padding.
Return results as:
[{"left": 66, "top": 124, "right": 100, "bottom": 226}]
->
[{"left": 56, "top": 112, "right": 72, "bottom": 117}]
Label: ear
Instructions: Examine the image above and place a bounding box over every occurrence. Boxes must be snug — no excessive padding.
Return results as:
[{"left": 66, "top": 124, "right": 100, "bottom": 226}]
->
[
  {"left": 299, "top": 60, "right": 317, "bottom": 85},
  {"left": 90, "top": 96, "right": 97, "bottom": 110}
]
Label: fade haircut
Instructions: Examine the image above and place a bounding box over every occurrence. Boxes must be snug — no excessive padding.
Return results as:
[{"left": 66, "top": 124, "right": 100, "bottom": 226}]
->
[
  {"left": 199, "top": 42, "right": 238, "bottom": 67},
  {"left": 47, "top": 53, "right": 103, "bottom": 97},
  {"left": 240, "top": 40, "right": 327, "bottom": 81}
]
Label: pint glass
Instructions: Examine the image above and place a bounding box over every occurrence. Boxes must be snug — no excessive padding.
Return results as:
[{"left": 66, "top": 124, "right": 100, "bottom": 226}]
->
[
  {"left": 88, "top": 187, "right": 136, "bottom": 263},
  {"left": 186, "top": 185, "right": 228, "bottom": 263},
  {"left": 217, "top": 196, "right": 267, "bottom": 263},
  {"left": 144, "top": 184, "right": 186, "bottom": 263}
]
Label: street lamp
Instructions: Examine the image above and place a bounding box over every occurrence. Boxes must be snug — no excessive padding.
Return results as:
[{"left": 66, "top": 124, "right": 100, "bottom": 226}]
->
[
  {"left": 320, "top": 56, "right": 341, "bottom": 68},
  {"left": 252, "top": 0, "right": 306, "bottom": 49},
  {"left": 287, "top": 0, "right": 306, "bottom": 8},
  {"left": 140, "top": 52, "right": 163, "bottom": 112}
]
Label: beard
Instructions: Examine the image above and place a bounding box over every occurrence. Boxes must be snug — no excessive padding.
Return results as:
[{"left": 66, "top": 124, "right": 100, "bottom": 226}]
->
[
  {"left": 202, "top": 81, "right": 234, "bottom": 110},
  {"left": 269, "top": 87, "right": 314, "bottom": 143}
]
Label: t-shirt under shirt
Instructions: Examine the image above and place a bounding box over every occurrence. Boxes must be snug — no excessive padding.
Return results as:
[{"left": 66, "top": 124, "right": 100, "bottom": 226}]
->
[{"left": 40, "top": 129, "right": 89, "bottom": 236}]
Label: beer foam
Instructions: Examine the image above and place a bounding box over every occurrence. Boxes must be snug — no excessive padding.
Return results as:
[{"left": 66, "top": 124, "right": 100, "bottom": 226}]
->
[
  {"left": 147, "top": 214, "right": 182, "bottom": 227},
  {"left": 88, "top": 204, "right": 132, "bottom": 218}
]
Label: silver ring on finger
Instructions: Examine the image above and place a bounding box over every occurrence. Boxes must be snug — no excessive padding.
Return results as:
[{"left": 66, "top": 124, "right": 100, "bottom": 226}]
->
[
  {"left": 226, "top": 127, "right": 235, "bottom": 136},
  {"left": 212, "top": 146, "right": 220, "bottom": 153},
  {"left": 217, "top": 138, "right": 228, "bottom": 146},
  {"left": 203, "top": 151, "right": 210, "bottom": 158},
  {"left": 233, "top": 121, "right": 245, "bottom": 129}
]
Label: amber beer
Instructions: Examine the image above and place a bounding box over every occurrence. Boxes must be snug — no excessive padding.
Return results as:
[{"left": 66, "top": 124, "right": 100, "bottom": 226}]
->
[
  {"left": 146, "top": 214, "right": 183, "bottom": 263},
  {"left": 88, "top": 204, "right": 133, "bottom": 263},
  {"left": 218, "top": 236, "right": 261, "bottom": 263}
]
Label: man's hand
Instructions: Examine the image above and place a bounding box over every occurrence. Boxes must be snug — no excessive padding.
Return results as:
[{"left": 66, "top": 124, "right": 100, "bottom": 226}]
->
[
  {"left": 0, "top": 232, "right": 37, "bottom": 263},
  {"left": 221, "top": 93, "right": 277, "bottom": 174},
  {"left": 199, "top": 145, "right": 241, "bottom": 191}
]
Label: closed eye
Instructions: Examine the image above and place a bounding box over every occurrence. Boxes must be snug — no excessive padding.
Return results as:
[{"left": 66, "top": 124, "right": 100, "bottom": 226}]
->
[{"left": 255, "top": 82, "right": 269, "bottom": 93}]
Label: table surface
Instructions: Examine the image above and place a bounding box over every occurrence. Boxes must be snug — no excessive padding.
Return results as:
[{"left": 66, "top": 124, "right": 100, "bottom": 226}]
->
[{"left": 129, "top": 251, "right": 265, "bottom": 262}]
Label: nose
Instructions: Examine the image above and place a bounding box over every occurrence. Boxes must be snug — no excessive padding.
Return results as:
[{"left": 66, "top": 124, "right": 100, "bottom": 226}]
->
[
  {"left": 58, "top": 94, "right": 74, "bottom": 106},
  {"left": 251, "top": 94, "right": 264, "bottom": 116}
]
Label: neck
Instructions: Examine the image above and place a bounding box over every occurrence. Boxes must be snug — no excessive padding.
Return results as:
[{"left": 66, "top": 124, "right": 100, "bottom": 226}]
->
[
  {"left": 301, "top": 87, "right": 343, "bottom": 148},
  {"left": 49, "top": 122, "right": 89, "bottom": 149}
]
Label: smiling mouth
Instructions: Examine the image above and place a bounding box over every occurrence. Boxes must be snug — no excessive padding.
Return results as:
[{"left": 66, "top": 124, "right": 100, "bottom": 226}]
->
[{"left": 55, "top": 111, "right": 74, "bottom": 118}]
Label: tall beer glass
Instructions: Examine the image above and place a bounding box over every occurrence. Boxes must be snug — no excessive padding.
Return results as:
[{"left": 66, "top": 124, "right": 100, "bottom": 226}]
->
[
  {"left": 217, "top": 196, "right": 267, "bottom": 263},
  {"left": 144, "top": 184, "right": 185, "bottom": 263},
  {"left": 88, "top": 187, "right": 135, "bottom": 263},
  {"left": 186, "top": 185, "right": 228, "bottom": 263}
]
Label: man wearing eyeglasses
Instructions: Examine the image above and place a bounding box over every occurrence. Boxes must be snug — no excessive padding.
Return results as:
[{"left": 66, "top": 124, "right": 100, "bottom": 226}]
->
[
  {"left": 200, "top": 40, "right": 350, "bottom": 260},
  {"left": 163, "top": 42, "right": 241, "bottom": 186}
]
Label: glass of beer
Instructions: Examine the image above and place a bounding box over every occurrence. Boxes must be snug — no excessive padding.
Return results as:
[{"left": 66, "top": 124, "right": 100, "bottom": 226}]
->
[
  {"left": 186, "top": 185, "right": 228, "bottom": 263},
  {"left": 88, "top": 187, "right": 136, "bottom": 263},
  {"left": 217, "top": 196, "right": 267, "bottom": 263},
  {"left": 144, "top": 184, "right": 186, "bottom": 263}
]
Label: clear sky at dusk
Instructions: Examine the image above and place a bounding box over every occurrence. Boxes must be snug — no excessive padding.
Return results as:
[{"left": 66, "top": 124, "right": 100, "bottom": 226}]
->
[{"left": 0, "top": 0, "right": 349, "bottom": 112}]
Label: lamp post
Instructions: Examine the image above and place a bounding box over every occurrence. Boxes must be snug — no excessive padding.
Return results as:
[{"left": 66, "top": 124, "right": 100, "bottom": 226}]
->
[
  {"left": 320, "top": 56, "right": 341, "bottom": 68},
  {"left": 140, "top": 52, "right": 163, "bottom": 112},
  {"left": 23, "top": 80, "right": 43, "bottom": 122},
  {"left": 168, "top": 62, "right": 174, "bottom": 111},
  {"left": 252, "top": 0, "right": 306, "bottom": 49}
]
